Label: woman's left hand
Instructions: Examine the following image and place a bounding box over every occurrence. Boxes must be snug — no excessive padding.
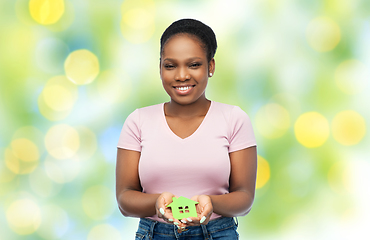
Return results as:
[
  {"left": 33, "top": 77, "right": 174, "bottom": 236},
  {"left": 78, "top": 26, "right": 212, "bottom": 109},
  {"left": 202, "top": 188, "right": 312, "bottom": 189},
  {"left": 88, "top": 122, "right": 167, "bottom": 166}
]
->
[{"left": 180, "top": 195, "right": 213, "bottom": 226}]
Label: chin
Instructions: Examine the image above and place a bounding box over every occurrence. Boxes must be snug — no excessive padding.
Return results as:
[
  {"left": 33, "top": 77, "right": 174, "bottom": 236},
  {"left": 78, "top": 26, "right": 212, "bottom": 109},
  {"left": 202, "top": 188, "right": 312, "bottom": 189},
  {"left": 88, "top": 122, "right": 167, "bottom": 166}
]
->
[
  {"left": 171, "top": 96, "right": 204, "bottom": 106},
  {"left": 171, "top": 99, "right": 194, "bottom": 106}
]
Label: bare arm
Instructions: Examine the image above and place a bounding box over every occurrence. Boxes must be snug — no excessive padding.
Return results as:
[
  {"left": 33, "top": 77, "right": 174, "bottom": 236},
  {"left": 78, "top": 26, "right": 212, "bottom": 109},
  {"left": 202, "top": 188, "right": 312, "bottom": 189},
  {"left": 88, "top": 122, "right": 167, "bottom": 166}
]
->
[
  {"left": 116, "top": 148, "right": 190, "bottom": 227},
  {"left": 115, "top": 148, "right": 160, "bottom": 218},
  {"left": 210, "top": 146, "right": 257, "bottom": 217}
]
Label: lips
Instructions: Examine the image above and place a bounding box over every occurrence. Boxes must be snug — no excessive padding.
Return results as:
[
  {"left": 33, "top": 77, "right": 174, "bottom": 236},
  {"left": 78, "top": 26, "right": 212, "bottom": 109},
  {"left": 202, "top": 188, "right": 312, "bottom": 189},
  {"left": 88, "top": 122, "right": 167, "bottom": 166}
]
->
[{"left": 173, "top": 85, "right": 195, "bottom": 95}]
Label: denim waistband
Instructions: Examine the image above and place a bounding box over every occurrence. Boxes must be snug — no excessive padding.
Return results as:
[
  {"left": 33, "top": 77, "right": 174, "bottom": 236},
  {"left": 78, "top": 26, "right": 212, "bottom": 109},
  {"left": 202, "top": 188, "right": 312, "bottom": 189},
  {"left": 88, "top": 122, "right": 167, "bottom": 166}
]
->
[{"left": 137, "top": 216, "right": 237, "bottom": 239}]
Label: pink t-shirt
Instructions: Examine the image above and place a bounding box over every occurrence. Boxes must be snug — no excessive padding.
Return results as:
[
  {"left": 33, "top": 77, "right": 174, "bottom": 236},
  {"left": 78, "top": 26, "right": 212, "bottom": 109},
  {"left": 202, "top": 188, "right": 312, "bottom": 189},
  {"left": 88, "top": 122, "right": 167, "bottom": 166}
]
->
[{"left": 117, "top": 101, "right": 256, "bottom": 221}]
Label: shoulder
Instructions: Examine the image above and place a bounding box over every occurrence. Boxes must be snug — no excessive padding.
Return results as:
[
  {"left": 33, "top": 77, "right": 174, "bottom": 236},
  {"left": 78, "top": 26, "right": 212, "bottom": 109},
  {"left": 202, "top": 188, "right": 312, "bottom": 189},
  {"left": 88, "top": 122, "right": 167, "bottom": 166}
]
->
[
  {"left": 136, "top": 103, "right": 163, "bottom": 114},
  {"left": 128, "top": 103, "right": 163, "bottom": 119},
  {"left": 140, "top": 103, "right": 163, "bottom": 110},
  {"left": 123, "top": 103, "right": 163, "bottom": 127},
  {"left": 212, "top": 102, "right": 256, "bottom": 150},
  {"left": 211, "top": 101, "right": 249, "bottom": 120}
]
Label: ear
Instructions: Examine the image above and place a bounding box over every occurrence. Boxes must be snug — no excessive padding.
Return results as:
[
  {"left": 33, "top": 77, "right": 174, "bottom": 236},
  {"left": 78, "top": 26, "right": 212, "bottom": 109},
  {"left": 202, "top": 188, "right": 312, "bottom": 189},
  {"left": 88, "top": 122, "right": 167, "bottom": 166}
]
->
[{"left": 208, "top": 58, "right": 215, "bottom": 77}]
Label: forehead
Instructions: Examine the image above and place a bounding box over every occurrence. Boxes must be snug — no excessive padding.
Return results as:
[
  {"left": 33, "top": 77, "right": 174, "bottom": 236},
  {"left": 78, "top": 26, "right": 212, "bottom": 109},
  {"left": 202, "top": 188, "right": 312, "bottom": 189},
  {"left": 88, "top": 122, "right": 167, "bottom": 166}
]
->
[{"left": 161, "top": 34, "right": 206, "bottom": 59}]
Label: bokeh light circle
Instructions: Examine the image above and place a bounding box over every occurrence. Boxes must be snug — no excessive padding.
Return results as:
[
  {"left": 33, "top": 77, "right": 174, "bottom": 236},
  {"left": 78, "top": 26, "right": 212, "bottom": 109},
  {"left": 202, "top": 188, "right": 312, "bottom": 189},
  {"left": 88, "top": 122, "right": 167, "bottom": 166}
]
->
[
  {"left": 12, "top": 126, "right": 44, "bottom": 151},
  {"left": 5, "top": 138, "right": 40, "bottom": 174},
  {"left": 38, "top": 75, "right": 78, "bottom": 121},
  {"left": 11, "top": 138, "right": 39, "bottom": 162},
  {"left": 335, "top": 60, "right": 369, "bottom": 95},
  {"left": 255, "top": 103, "right": 290, "bottom": 139},
  {"left": 45, "top": 124, "right": 80, "bottom": 159},
  {"left": 123, "top": 8, "right": 153, "bottom": 29},
  {"left": 332, "top": 111, "right": 366, "bottom": 146},
  {"left": 37, "top": 204, "right": 69, "bottom": 239},
  {"left": 29, "top": 0, "right": 65, "bottom": 25},
  {"left": 75, "top": 127, "right": 97, "bottom": 161},
  {"left": 306, "top": 17, "right": 341, "bottom": 52},
  {"left": 120, "top": 0, "right": 156, "bottom": 44},
  {"left": 6, "top": 199, "right": 41, "bottom": 235},
  {"left": 29, "top": 167, "right": 62, "bottom": 197},
  {"left": 38, "top": 95, "right": 70, "bottom": 121},
  {"left": 43, "top": 85, "right": 74, "bottom": 111},
  {"left": 294, "top": 112, "right": 330, "bottom": 148},
  {"left": 44, "top": 0, "right": 75, "bottom": 32},
  {"left": 82, "top": 185, "right": 115, "bottom": 220},
  {"left": 87, "top": 224, "right": 121, "bottom": 240},
  {"left": 44, "top": 155, "right": 81, "bottom": 183},
  {"left": 0, "top": 148, "right": 16, "bottom": 183},
  {"left": 64, "top": 49, "right": 100, "bottom": 85},
  {"left": 256, "top": 155, "right": 270, "bottom": 189}
]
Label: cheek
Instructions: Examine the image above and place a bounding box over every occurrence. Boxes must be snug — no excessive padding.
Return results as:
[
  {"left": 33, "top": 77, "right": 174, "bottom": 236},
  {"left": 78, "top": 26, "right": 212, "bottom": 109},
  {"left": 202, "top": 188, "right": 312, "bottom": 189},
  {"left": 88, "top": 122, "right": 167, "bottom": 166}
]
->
[
  {"left": 195, "top": 71, "right": 208, "bottom": 82},
  {"left": 161, "top": 72, "right": 172, "bottom": 83},
  {"left": 161, "top": 74, "right": 173, "bottom": 91}
]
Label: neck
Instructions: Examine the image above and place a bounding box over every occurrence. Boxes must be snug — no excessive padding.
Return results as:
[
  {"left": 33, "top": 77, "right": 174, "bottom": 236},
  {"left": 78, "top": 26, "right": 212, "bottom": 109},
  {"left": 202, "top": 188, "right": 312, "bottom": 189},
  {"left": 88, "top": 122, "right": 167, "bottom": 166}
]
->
[{"left": 165, "top": 97, "right": 211, "bottom": 118}]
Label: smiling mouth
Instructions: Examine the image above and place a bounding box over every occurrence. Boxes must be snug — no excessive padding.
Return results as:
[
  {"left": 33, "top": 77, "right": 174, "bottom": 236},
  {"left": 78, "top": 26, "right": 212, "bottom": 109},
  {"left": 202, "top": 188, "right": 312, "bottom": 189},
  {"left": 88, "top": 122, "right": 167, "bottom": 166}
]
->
[
  {"left": 173, "top": 85, "right": 195, "bottom": 95},
  {"left": 174, "top": 86, "right": 194, "bottom": 91}
]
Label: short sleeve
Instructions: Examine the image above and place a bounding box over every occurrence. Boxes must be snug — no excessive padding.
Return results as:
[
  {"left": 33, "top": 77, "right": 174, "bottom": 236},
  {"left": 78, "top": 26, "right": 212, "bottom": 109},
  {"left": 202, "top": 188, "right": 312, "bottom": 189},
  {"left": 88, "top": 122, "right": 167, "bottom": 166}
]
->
[
  {"left": 228, "top": 106, "right": 256, "bottom": 153},
  {"left": 117, "top": 109, "right": 142, "bottom": 152}
]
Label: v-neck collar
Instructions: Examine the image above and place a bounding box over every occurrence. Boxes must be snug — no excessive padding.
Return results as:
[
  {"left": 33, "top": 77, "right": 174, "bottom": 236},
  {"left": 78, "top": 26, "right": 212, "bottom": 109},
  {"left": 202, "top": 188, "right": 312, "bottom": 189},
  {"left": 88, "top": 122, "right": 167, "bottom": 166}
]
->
[{"left": 162, "top": 101, "right": 213, "bottom": 141}]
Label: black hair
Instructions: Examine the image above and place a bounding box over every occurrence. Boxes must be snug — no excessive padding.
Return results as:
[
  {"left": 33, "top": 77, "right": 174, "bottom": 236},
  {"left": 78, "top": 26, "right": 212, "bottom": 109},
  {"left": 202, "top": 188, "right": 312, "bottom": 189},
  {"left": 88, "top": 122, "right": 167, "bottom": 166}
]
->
[{"left": 160, "top": 19, "right": 217, "bottom": 62}]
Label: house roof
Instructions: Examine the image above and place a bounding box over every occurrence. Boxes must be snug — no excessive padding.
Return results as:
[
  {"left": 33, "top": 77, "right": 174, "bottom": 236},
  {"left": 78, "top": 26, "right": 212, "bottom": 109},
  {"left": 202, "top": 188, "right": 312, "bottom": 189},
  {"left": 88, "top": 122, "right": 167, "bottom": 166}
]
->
[{"left": 166, "top": 196, "right": 199, "bottom": 208}]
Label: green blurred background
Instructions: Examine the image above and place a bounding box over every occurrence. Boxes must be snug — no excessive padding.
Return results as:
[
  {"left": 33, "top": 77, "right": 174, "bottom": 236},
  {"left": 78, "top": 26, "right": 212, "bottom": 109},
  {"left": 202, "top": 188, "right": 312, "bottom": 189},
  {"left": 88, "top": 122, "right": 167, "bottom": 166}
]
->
[{"left": 0, "top": 0, "right": 369, "bottom": 239}]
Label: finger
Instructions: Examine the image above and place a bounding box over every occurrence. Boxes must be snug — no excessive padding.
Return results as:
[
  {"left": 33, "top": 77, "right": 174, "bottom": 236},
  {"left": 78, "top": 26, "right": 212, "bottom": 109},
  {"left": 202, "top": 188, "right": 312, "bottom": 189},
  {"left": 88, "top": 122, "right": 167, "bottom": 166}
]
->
[
  {"left": 190, "top": 195, "right": 198, "bottom": 201},
  {"left": 164, "top": 195, "right": 175, "bottom": 204},
  {"left": 173, "top": 220, "right": 186, "bottom": 228},
  {"left": 157, "top": 207, "right": 165, "bottom": 218},
  {"left": 180, "top": 217, "right": 191, "bottom": 224},
  {"left": 164, "top": 211, "right": 175, "bottom": 223},
  {"left": 157, "top": 198, "right": 171, "bottom": 216},
  {"left": 198, "top": 206, "right": 211, "bottom": 225},
  {"left": 202, "top": 202, "right": 213, "bottom": 217},
  {"left": 159, "top": 207, "right": 165, "bottom": 216},
  {"left": 158, "top": 208, "right": 175, "bottom": 223},
  {"left": 183, "top": 217, "right": 203, "bottom": 226},
  {"left": 199, "top": 215, "right": 207, "bottom": 224},
  {"left": 198, "top": 210, "right": 212, "bottom": 225},
  {"left": 182, "top": 216, "right": 199, "bottom": 225}
]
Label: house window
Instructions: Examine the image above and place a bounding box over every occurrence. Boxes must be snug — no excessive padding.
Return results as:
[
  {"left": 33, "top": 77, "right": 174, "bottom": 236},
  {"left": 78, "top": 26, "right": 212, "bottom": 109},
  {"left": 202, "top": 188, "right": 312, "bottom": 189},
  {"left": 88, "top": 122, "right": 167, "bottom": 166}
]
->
[{"left": 178, "top": 206, "right": 189, "bottom": 213}]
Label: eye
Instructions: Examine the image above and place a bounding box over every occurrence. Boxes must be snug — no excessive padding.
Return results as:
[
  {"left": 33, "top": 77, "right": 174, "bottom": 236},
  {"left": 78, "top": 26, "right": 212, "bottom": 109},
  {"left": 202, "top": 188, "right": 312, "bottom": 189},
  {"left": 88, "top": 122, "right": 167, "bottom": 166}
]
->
[
  {"left": 164, "top": 64, "right": 175, "bottom": 69},
  {"left": 190, "top": 62, "right": 202, "bottom": 68}
]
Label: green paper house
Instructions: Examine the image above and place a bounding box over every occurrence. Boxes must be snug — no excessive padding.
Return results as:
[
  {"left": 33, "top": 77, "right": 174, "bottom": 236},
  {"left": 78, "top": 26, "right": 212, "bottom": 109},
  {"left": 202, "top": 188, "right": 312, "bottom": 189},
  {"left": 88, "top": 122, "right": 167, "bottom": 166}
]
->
[{"left": 166, "top": 196, "right": 199, "bottom": 220}]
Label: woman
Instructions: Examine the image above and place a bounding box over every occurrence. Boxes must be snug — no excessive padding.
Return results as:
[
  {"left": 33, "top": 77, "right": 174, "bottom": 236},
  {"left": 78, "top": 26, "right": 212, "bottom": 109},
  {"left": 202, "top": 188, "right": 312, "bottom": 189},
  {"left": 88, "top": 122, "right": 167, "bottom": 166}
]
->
[{"left": 116, "top": 18, "right": 257, "bottom": 239}]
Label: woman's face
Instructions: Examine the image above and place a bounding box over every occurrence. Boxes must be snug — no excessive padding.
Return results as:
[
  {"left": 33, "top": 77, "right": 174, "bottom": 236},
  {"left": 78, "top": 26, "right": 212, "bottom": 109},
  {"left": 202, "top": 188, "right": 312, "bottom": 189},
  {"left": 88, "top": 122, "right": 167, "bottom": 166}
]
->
[{"left": 160, "top": 34, "right": 215, "bottom": 106}]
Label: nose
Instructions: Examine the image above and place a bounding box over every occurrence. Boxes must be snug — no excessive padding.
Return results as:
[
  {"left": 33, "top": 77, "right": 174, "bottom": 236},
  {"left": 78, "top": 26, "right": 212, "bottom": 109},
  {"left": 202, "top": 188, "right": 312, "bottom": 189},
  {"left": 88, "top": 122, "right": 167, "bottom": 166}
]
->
[{"left": 175, "top": 66, "right": 190, "bottom": 81}]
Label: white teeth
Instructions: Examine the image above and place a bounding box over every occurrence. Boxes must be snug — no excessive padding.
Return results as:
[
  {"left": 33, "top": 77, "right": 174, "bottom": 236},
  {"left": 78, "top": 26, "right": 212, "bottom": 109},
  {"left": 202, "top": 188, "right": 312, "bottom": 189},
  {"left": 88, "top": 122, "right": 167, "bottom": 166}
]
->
[{"left": 177, "top": 86, "right": 192, "bottom": 91}]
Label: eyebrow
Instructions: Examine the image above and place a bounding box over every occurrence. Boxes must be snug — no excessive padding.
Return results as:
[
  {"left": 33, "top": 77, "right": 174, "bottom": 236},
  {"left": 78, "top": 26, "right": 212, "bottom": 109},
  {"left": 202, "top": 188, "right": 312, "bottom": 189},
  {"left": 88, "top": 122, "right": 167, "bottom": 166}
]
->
[{"left": 163, "top": 57, "right": 203, "bottom": 62}]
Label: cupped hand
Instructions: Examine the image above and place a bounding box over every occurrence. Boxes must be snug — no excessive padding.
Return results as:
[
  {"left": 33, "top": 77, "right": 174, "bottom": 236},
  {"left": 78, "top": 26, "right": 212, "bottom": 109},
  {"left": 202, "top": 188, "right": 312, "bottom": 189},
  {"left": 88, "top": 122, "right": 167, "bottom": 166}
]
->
[
  {"left": 180, "top": 195, "right": 213, "bottom": 226},
  {"left": 155, "top": 192, "right": 185, "bottom": 227}
]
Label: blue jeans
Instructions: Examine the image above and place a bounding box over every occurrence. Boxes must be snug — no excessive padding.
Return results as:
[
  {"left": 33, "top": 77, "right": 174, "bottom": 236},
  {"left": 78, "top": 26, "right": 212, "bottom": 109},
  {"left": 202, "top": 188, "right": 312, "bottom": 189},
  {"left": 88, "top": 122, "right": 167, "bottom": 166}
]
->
[{"left": 135, "top": 217, "right": 239, "bottom": 239}]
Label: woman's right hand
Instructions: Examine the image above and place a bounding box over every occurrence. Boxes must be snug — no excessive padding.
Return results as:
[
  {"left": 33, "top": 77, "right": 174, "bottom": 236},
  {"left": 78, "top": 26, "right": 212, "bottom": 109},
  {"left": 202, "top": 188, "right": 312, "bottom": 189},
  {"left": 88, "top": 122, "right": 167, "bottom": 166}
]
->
[{"left": 155, "top": 192, "right": 184, "bottom": 227}]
